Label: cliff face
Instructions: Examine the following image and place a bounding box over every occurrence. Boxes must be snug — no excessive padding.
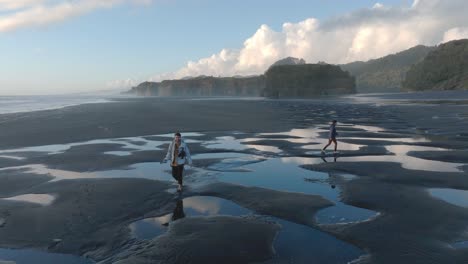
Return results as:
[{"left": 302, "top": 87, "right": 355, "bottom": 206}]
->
[
  {"left": 341, "top": 45, "right": 434, "bottom": 93},
  {"left": 263, "top": 64, "right": 356, "bottom": 98},
  {"left": 128, "top": 81, "right": 158, "bottom": 96},
  {"left": 402, "top": 39, "right": 468, "bottom": 91},
  {"left": 128, "top": 76, "right": 265, "bottom": 97},
  {"left": 129, "top": 58, "right": 356, "bottom": 98}
]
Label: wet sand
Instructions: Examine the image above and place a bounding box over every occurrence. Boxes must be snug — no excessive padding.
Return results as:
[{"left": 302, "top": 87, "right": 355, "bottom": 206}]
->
[{"left": 0, "top": 94, "right": 467, "bottom": 263}]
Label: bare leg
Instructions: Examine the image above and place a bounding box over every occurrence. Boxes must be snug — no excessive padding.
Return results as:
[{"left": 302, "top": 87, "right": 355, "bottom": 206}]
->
[
  {"left": 332, "top": 139, "right": 337, "bottom": 152},
  {"left": 323, "top": 139, "right": 332, "bottom": 150}
]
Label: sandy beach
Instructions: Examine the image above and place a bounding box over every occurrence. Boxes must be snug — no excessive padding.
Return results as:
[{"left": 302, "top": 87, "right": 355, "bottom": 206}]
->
[{"left": 0, "top": 93, "right": 467, "bottom": 263}]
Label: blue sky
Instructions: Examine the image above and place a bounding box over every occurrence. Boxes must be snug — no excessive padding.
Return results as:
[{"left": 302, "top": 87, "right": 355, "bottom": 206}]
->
[{"left": 0, "top": 0, "right": 467, "bottom": 95}]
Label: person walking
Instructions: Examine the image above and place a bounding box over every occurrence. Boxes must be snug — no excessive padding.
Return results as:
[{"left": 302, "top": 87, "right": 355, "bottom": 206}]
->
[
  {"left": 163, "top": 132, "right": 192, "bottom": 192},
  {"left": 322, "top": 120, "right": 338, "bottom": 155}
]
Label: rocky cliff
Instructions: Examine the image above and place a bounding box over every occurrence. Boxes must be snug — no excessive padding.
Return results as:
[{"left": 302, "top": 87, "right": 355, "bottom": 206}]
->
[
  {"left": 128, "top": 58, "right": 356, "bottom": 98},
  {"left": 263, "top": 64, "right": 356, "bottom": 98},
  {"left": 128, "top": 76, "right": 264, "bottom": 97}
]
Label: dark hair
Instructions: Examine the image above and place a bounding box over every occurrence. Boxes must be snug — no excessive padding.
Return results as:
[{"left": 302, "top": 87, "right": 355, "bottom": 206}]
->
[
  {"left": 175, "top": 132, "right": 181, "bottom": 137},
  {"left": 332, "top": 120, "right": 337, "bottom": 123}
]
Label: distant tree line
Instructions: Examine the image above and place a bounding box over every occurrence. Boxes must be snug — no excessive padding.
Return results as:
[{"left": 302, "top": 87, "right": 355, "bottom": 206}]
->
[
  {"left": 341, "top": 45, "right": 434, "bottom": 93},
  {"left": 402, "top": 39, "right": 468, "bottom": 91}
]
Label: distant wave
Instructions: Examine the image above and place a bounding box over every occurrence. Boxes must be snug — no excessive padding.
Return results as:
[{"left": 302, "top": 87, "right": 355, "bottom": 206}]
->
[
  {"left": 0, "top": 95, "right": 116, "bottom": 114},
  {"left": 352, "top": 90, "right": 468, "bottom": 100}
]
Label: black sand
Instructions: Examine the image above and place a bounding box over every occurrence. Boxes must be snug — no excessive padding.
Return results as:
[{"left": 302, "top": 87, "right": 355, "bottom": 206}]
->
[{"left": 0, "top": 95, "right": 467, "bottom": 263}]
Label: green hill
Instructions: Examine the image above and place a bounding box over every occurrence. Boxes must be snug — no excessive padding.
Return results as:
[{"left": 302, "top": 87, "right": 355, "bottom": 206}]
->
[
  {"left": 402, "top": 39, "right": 468, "bottom": 91},
  {"left": 341, "top": 45, "right": 434, "bottom": 93}
]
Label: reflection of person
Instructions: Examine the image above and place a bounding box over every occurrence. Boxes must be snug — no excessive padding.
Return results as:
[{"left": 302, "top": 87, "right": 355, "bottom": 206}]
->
[
  {"left": 322, "top": 120, "right": 338, "bottom": 155},
  {"left": 323, "top": 171, "right": 337, "bottom": 189},
  {"left": 163, "top": 132, "right": 192, "bottom": 192},
  {"left": 162, "top": 198, "right": 186, "bottom": 227},
  {"left": 321, "top": 155, "right": 337, "bottom": 163},
  {"left": 171, "top": 199, "right": 185, "bottom": 221}
]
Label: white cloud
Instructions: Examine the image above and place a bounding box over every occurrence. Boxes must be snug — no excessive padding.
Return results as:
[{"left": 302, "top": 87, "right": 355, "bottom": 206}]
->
[
  {"left": 411, "top": 0, "right": 421, "bottom": 8},
  {"left": 0, "top": 0, "right": 151, "bottom": 32},
  {"left": 107, "top": 78, "right": 139, "bottom": 89},
  {"left": 130, "top": 0, "right": 153, "bottom": 5},
  {"left": 443, "top": 27, "right": 468, "bottom": 43},
  {"left": 372, "top": 3, "right": 384, "bottom": 9},
  {"left": 0, "top": 0, "right": 45, "bottom": 11},
  {"left": 148, "top": 0, "right": 468, "bottom": 82}
]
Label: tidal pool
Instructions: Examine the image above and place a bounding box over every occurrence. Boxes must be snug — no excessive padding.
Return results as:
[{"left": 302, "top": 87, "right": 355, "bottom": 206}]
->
[
  {"left": 3, "top": 194, "right": 56, "bottom": 206},
  {"left": 0, "top": 248, "right": 93, "bottom": 264},
  {"left": 428, "top": 188, "right": 468, "bottom": 208},
  {"left": 129, "top": 196, "right": 364, "bottom": 264}
]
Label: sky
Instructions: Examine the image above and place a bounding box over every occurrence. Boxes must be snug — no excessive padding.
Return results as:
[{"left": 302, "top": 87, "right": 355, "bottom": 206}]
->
[{"left": 0, "top": 0, "right": 468, "bottom": 95}]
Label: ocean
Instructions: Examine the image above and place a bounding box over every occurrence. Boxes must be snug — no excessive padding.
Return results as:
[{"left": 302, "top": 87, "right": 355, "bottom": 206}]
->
[{"left": 0, "top": 94, "right": 122, "bottom": 115}]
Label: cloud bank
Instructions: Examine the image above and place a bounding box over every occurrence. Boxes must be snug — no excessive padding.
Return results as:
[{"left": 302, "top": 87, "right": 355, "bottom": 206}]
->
[
  {"left": 106, "top": 78, "right": 138, "bottom": 90},
  {"left": 148, "top": 0, "right": 468, "bottom": 82},
  {"left": 0, "top": 0, "right": 151, "bottom": 32}
]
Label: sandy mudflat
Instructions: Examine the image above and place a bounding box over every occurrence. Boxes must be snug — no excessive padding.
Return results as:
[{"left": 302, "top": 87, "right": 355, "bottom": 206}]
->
[
  {"left": 0, "top": 98, "right": 292, "bottom": 149},
  {"left": 0, "top": 94, "right": 467, "bottom": 263},
  {"left": 112, "top": 216, "right": 280, "bottom": 264}
]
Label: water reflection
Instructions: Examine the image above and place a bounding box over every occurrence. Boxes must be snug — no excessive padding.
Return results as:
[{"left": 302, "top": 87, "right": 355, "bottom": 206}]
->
[
  {"left": 244, "top": 144, "right": 281, "bottom": 154},
  {"left": 311, "top": 162, "right": 379, "bottom": 225},
  {"left": 272, "top": 218, "right": 363, "bottom": 263},
  {"left": 99, "top": 162, "right": 174, "bottom": 182},
  {"left": 103, "top": 151, "right": 132, "bottom": 156},
  {"left": 0, "top": 248, "right": 92, "bottom": 264},
  {"left": 0, "top": 155, "right": 24, "bottom": 160},
  {"left": 321, "top": 156, "right": 337, "bottom": 163},
  {"left": 0, "top": 164, "right": 98, "bottom": 182},
  {"left": 346, "top": 136, "right": 429, "bottom": 143},
  {"left": 171, "top": 199, "right": 186, "bottom": 222},
  {"left": 203, "top": 136, "right": 249, "bottom": 151},
  {"left": 386, "top": 145, "right": 448, "bottom": 154},
  {"left": 220, "top": 158, "right": 331, "bottom": 199},
  {"left": 156, "top": 132, "right": 205, "bottom": 137},
  {"left": 0, "top": 127, "right": 460, "bottom": 259},
  {"left": 280, "top": 157, "right": 317, "bottom": 164},
  {"left": 3, "top": 194, "right": 56, "bottom": 206},
  {"left": 320, "top": 157, "right": 337, "bottom": 188},
  {"left": 205, "top": 156, "right": 266, "bottom": 172},
  {"left": 452, "top": 241, "right": 468, "bottom": 249},
  {"left": 192, "top": 152, "right": 250, "bottom": 160},
  {"left": 303, "top": 141, "right": 362, "bottom": 151},
  {"left": 340, "top": 154, "right": 463, "bottom": 173},
  {"left": 428, "top": 188, "right": 468, "bottom": 208},
  {"left": 315, "top": 205, "right": 379, "bottom": 225},
  {"left": 0, "top": 134, "right": 171, "bottom": 156},
  {"left": 341, "top": 124, "right": 385, "bottom": 132},
  {"left": 129, "top": 198, "right": 186, "bottom": 239},
  {"left": 259, "top": 128, "right": 321, "bottom": 139},
  {"left": 1, "top": 162, "right": 176, "bottom": 183},
  {"left": 129, "top": 196, "right": 363, "bottom": 263},
  {"left": 218, "top": 158, "right": 379, "bottom": 225},
  {"left": 263, "top": 137, "right": 316, "bottom": 144},
  {"left": 130, "top": 196, "right": 251, "bottom": 240}
]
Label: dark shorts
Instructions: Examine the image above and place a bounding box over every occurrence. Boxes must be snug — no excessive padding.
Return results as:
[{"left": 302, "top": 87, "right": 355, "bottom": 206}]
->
[{"left": 171, "top": 165, "right": 184, "bottom": 184}]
